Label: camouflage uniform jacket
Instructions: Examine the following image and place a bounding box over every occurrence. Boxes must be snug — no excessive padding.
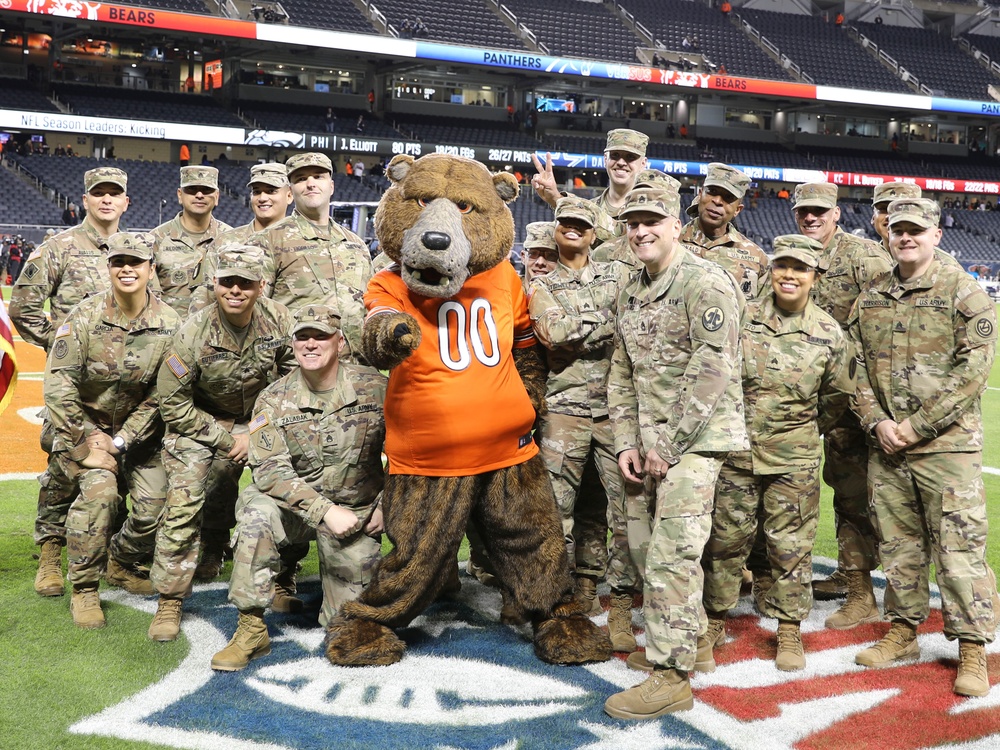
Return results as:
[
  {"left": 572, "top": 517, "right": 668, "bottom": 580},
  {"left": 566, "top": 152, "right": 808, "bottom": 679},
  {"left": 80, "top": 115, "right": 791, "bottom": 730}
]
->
[
  {"left": 250, "top": 211, "right": 373, "bottom": 363},
  {"left": 592, "top": 189, "right": 626, "bottom": 243},
  {"left": 11, "top": 221, "right": 110, "bottom": 352},
  {"left": 608, "top": 247, "right": 749, "bottom": 460},
  {"left": 151, "top": 212, "right": 233, "bottom": 316},
  {"left": 812, "top": 228, "right": 885, "bottom": 328},
  {"left": 679, "top": 219, "right": 771, "bottom": 300},
  {"left": 247, "top": 363, "right": 387, "bottom": 527},
  {"left": 44, "top": 290, "right": 180, "bottom": 461},
  {"left": 528, "top": 259, "right": 630, "bottom": 418},
  {"left": 848, "top": 258, "right": 996, "bottom": 453},
  {"left": 590, "top": 234, "right": 638, "bottom": 268},
  {"left": 730, "top": 295, "right": 853, "bottom": 474},
  {"left": 156, "top": 296, "right": 295, "bottom": 452}
]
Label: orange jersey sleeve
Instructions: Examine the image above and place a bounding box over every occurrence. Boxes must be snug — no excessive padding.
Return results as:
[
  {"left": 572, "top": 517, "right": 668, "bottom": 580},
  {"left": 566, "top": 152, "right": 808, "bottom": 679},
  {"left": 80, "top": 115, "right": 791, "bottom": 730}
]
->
[{"left": 365, "top": 263, "right": 539, "bottom": 476}]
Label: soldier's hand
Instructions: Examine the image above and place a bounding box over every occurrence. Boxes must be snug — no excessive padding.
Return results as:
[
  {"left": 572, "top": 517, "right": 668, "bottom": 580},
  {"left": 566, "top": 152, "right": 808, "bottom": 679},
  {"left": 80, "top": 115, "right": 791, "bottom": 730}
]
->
[
  {"left": 322, "top": 505, "right": 363, "bottom": 539},
  {"left": 530, "top": 152, "right": 560, "bottom": 209},
  {"left": 874, "top": 420, "right": 907, "bottom": 455},
  {"left": 894, "top": 419, "right": 921, "bottom": 450},
  {"left": 644, "top": 448, "right": 672, "bottom": 481},
  {"left": 87, "top": 431, "right": 117, "bottom": 455},
  {"left": 618, "top": 448, "right": 644, "bottom": 483},
  {"left": 80, "top": 448, "right": 117, "bottom": 473},
  {"left": 227, "top": 433, "right": 250, "bottom": 464},
  {"left": 364, "top": 506, "right": 384, "bottom": 536}
]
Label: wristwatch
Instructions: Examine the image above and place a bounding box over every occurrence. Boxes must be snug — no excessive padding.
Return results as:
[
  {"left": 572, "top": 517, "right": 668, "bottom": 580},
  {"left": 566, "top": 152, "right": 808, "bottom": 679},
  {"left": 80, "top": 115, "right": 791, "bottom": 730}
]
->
[{"left": 112, "top": 435, "right": 126, "bottom": 452}]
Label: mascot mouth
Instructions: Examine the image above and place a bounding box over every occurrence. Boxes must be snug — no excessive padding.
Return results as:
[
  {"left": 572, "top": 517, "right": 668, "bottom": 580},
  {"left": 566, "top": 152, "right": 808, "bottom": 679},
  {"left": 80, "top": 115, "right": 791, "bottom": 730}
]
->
[{"left": 405, "top": 265, "right": 450, "bottom": 287}]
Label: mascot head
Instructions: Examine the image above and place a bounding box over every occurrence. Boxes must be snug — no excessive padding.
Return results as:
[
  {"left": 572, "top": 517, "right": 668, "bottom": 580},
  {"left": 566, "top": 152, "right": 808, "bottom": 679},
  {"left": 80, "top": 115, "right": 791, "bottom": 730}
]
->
[{"left": 374, "top": 153, "right": 519, "bottom": 299}]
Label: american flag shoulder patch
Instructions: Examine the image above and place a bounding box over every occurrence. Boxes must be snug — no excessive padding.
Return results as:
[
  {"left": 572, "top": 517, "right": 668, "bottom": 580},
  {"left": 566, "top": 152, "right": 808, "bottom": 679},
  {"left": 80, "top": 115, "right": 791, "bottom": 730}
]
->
[
  {"left": 27, "top": 248, "right": 41, "bottom": 261},
  {"left": 55, "top": 322, "right": 71, "bottom": 338},
  {"left": 249, "top": 413, "right": 270, "bottom": 433},
  {"left": 166, "top": 354, "right": 189, "bottom": 379}
]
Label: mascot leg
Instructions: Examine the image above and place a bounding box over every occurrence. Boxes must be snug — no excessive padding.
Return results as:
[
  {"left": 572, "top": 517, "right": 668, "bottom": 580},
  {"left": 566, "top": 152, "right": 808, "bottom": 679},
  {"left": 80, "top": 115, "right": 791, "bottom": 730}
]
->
[
  {"left": 474, "top": 455, "right": 612, "bottom": 665},
  {"left": 326, "top": 473, "right": 478, "bottom": 666}
]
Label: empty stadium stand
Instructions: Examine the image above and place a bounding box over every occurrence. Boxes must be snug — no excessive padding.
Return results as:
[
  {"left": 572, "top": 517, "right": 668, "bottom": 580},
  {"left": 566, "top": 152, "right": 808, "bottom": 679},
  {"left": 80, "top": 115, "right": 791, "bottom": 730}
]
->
[
  {"left": 278, "top": 0, "right": 376, "bottom": 33},
  {"left": 501, "top": 0, "right": 641, "bottom": 61},
  {"left": 54, "top": 85, "right": 246, "bottom": 128},
  {"left": 357, "top": 0, "right": 525, "bottom": 49}
]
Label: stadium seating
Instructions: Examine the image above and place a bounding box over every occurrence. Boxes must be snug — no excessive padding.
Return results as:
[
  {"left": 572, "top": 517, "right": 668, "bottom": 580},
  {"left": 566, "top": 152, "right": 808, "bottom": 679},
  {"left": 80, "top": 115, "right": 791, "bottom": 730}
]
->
[
  {"left": 736, "top": 9, "right": 909, "bottom": 93},
  {"left": 623, "top": 0, "right": 791, "bottom": 80},
  {"left": 279, "top": 0, "right": 376, "bottom": 33},
  {"left": 501, "top": 0, "right": 642, "bottom": 61},
  {"left": 107, "top": 0, "right": 210, "bottom": 12},
  {"left": 358, "top": 0, "right": 525, "bottom": 49},
  {"left": 241, "top": 102, "right": 400, "bottom": 139},
  {"left": 54, "top": 85, "right": 246, "bottom": 128},
  {"left": 393, "top": 113, "right": 540, "bottom": 149},
  {"left": 0, "top": 164, "right": 64, "bottom": 226},
  {"left": 0, "top": 78, "right": 60, "bottom": 113}
]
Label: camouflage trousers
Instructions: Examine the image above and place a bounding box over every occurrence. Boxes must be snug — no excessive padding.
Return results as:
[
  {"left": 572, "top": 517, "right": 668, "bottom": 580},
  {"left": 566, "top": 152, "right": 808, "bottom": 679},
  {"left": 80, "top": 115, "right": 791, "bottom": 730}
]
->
[
  {"left": 642, "top": 452, "right": 724, "bottom": 672},
  {"left": 703, "top": 462, "right": 821, "bottom": 622},
  {"left": 150, "top": 432, "right": 245, "bottom": 599},
  {"left": 869, "top": 449, "right": 994, "bottom": 643},
  {"left": 539, "top": 412, "right": 639, "bottom": 591},
  {"left": 229, "top": 485, "right": 381, "bottom": 627},
  {"left": 53, "top": 441, "right": 167, "bottom": 586},
  {"left": 823, "top": 416, "right": 878, "bottom": 572}
]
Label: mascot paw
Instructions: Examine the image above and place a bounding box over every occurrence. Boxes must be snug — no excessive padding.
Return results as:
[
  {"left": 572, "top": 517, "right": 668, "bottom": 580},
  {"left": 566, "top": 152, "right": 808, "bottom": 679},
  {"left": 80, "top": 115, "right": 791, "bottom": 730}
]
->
[
  {"left": 363, "top": 312, "right": 422, "bottom": 370},
  {"left": 325, "top": 616, "right": 406, "bottom": 666},
  {"left": 533, "top": 613, "right": 612, "bottom": 665}
]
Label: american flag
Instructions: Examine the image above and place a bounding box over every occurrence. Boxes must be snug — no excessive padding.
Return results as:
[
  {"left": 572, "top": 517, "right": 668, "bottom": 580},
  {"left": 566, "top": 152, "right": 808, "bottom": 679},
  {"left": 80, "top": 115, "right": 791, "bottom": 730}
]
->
[{"left": 0, "top": 297, "right": 17, "bottom": 417}]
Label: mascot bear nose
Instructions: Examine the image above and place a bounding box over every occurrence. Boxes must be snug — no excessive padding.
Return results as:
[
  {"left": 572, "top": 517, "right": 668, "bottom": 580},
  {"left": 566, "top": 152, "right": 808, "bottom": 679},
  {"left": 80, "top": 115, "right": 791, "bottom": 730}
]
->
[{"left": 422, "top": 231, "right": 452, "bottom": 251}]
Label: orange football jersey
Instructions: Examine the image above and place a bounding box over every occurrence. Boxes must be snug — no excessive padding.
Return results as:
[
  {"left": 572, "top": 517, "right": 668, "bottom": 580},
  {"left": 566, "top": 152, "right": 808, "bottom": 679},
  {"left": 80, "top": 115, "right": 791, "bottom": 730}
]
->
[{"left": 365, "top": 262, "right": 539, "bottom": 476}]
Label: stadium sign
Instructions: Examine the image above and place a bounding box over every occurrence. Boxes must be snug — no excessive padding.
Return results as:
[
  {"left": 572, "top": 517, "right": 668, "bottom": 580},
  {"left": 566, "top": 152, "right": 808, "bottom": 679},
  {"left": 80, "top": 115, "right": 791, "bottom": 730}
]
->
[{"left": 0, "top": 108, "right": 245, "bottom": 144}]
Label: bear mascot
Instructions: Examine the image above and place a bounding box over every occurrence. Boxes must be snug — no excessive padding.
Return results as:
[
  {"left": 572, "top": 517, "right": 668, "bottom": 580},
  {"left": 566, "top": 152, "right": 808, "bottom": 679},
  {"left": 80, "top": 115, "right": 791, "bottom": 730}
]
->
[{"left": 324, "top": 153, "right": 612, "bottom": 667}]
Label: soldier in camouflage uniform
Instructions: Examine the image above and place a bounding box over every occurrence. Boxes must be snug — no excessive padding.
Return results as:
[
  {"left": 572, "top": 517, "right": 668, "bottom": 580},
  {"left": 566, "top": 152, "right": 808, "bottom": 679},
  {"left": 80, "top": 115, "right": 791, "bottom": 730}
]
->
[
  {"left": 210, "top": 305, "right": 386, "bottom": 672},
  {"left": 190, "top": 163, "right": 292, "bottom": 313},
  {"left": 591, "top": 169, "right": 681, "bottom": 268},
  {"left": 680, "top": 163, "right": 770, "bottom": 300},
  {"left": 604, "top": 187, "right": 747, "bottom": 720},
  {"left": 151, "top": 165, "right": 232, "bottom": 318},
  {"left": 869, "top": 182, "right": 964, "bottom": 274},
  {"left": 700, "top": 235, "right": 853, "bottom": 672},
  {"left": 850, "top": 198, "right": 995, "bottom": 698},
  {"left": 528, "top": 196, "right": 637, "bottom": 647},
  {"left": 249, "top": 152, "right": 372, "bottom": 365},
  {"left": 792, "top": 181, "right": 882, "bottom": 628},
  {"left": 521, "top": 221, "right": 559, "bottom": 285},
  {"left": 44, "top": 233, "right": 179, "bottom": 628},
  {"left": 147, "top": 245, "right": 295, "bottom": 642},
  {"left": 11, "top": 167, "right": 132, "bottom": 597}
]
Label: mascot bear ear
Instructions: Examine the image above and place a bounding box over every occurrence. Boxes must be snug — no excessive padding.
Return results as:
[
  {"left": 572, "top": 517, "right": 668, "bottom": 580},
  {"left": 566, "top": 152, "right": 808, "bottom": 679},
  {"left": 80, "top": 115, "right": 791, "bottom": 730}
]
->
[
  {"left": 386, "top": 154, "right": 415, "bottom": 186},
  {"left": 493, "top": 171, "right": 520, "bottom": 204}
]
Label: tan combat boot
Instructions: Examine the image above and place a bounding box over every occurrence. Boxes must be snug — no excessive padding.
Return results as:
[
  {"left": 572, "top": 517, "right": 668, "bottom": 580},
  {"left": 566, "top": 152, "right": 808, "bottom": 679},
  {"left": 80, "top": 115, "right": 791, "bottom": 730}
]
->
[
  {"left": 194, "top": 529, "right": 229, "bottom": 581},
  {"left": 825, "top": 570, "right": 880, "bottom": 630},
  {"left": 954, "top": 641, "right": 990, "bottom": 698},
  {"left": 626, "top": 650, "right": 654, "bottom": 673},
  {"left": 34, "top": 539, "right": 65, "bottom": 597},
  {"left": 105, "top": 557, "right": 154, "bottom": 595},
  {"left": 856, "top": 621, "right": 919, "bottom": 668},
  {"left": 577, "top": 575, "right": 603, "bottom": 617},
  {"left": 148, "top": 596, "right": 183, "bottom": 642},
  {"left": 70, "top": 585, "right": 105, "bottom": 629},
  {"left": 271, "top": 568, "right": 303, "bottom": 614},
  {"left": 607, "top": 592, "right": 636, "bottom": 652},
  {"left": 812, "top": 568, "right": 850, "bottom": 600},
  {"left": 695, "top": 614, "right": 726, "bottom": 673},
  {"left": 775, "top": 621, "right": 805, "bottom": 671},
  {"left": 604, "top": 667, "right": 693, "bottom": 719},
  {"left": 752, "top": 571, "right": 774, "bottom": 614},
  {"left": 211, "top": 609, "right": 271, "bottom": 671}
]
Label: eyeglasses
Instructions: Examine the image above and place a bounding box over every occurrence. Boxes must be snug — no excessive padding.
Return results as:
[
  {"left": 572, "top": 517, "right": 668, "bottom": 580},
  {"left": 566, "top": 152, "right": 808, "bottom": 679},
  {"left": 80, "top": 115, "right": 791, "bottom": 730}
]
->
[
  {"left": 216, "top": 276, "right": 259, "bottom": 290},
  {"left": 524, "top": 249, "right": 559, "bottom": 262},
  {"left": 605, "top": 151, "right": 642, "bottom": 164},
  {"left": 181, "top": 186, "right": 217, "bottom": 195},
  {"left": 108, "top": 256, "right": 148, "bottom": 268},
  {"left": 293, "top": 330, "right": 336, "bottom": 341}
]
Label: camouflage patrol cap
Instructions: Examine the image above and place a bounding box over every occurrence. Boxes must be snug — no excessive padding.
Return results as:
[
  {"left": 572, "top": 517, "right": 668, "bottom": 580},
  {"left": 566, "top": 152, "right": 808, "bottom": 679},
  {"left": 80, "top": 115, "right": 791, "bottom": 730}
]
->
[
  {"left": 247, "top": 162, "right": 288, "bottom": 189},
  {"left": 704, "top": 163, "right": 750, "bottom": 200},
  {"left": 85, "top": 167, "right": 128, "bottom": 193},
  {"left": 104, "top": 231, "right": 155, "bottom": 261},
  {"left": 617, "top": 187, "right": 681, "bottom": 220},
  {"left": 792, "top": 182, "right": 838, "bottom": 211},
  {"left": 555, "top": 195, "right": 599, "bottom": 227},
  {"left": 523, "top": 221, "right": 557, "bottom": 250},
  {"left": 633, "top": 169, "right": 681, "bottom": 192},
  {"left": 285, "top": 152, "right": 333, "bottom": 177},
  {"left": 215, "top": 244, "right": 265, "bottom": 282},
  {"left": 872, "top": 181, "right": 921, "bottom": 207},
  {"left": 887, "top": 197, "right": 940, "bottom": 230},
  {"left": 605, "top": 128, "right": 649, "bottom": 157},
  {"left": 180, "top": 165, "right": 219, "bottom": 190},
  {"left": 291, "top": 304, "right": 341, "bottom": 335},
  {"left": 771, "top": 234, "right": 822, "bottom": 268}
]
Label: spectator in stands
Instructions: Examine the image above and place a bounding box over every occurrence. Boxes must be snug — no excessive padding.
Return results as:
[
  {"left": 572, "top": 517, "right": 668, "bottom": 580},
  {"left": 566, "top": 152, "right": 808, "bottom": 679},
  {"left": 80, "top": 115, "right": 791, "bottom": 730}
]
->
[
  {"left": 679, "top": 124, "right": 689, "bottom": 138},
  {"left": 400, "top": 18, "right": 413, "bottom": 38},
  {"left": 355, "top": 115, "right": 365, "bottom": 134},
  {"left": 0, "top": 237, "right": 8, "bottom": 284},
  {"left": 354, "top": 159, "right": 365, "bottom": 181},
  {"left": 682, "top": 35, "right": 692, "bottom": 49},
  {"left": 345, "top": 161, "right": 353, "bottom": 178},
  {"left": 777, "top": 187, "right": 790, "bottom": 200},
  {"left": 179, "top": 144, "right": 191, "bottom": 167},
  {"left": 62, "top": 203, "right": 81, "bottom": 226},
  {"left": 54, "top": 144, "right": 66, "bottom": 157},
  {"left": 944, "top": 212, "right": 955, "bottom": 228},
  {"left": 185, "top": 75, "right": 195, "bottom": 93},
  {"left": 721, "top": 0, "right": 731, "bottom": 14},
  {"left": 414, "top": 18, "right": 428, "bottom": 38},
  {"left": 150, "top": 166, "right": 232, "bottom": 318},
  {"left": 835, "top": 12, "right": 844, "bottom": 26},
  {"left": 368, "top": 89, "right": 375, "bottom": 113},
  {"left": 718, "top": 64, "right": 727, "bottom": 76},
  {"left": 325, "top": 108, "right": 336, "bottom": 133},
  {"left": 7, "top": 237, "right": 24, "bottom": 284}
]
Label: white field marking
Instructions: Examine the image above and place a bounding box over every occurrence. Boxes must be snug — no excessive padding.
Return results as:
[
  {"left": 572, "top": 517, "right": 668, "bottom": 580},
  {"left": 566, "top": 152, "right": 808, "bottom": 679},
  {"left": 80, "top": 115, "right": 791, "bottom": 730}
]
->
[
  {"left": 17, "top": 406, "right": 44, "bottom": 424},
  {"left": 1, "top": 472, "right": 39, "bottom": 481}
]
